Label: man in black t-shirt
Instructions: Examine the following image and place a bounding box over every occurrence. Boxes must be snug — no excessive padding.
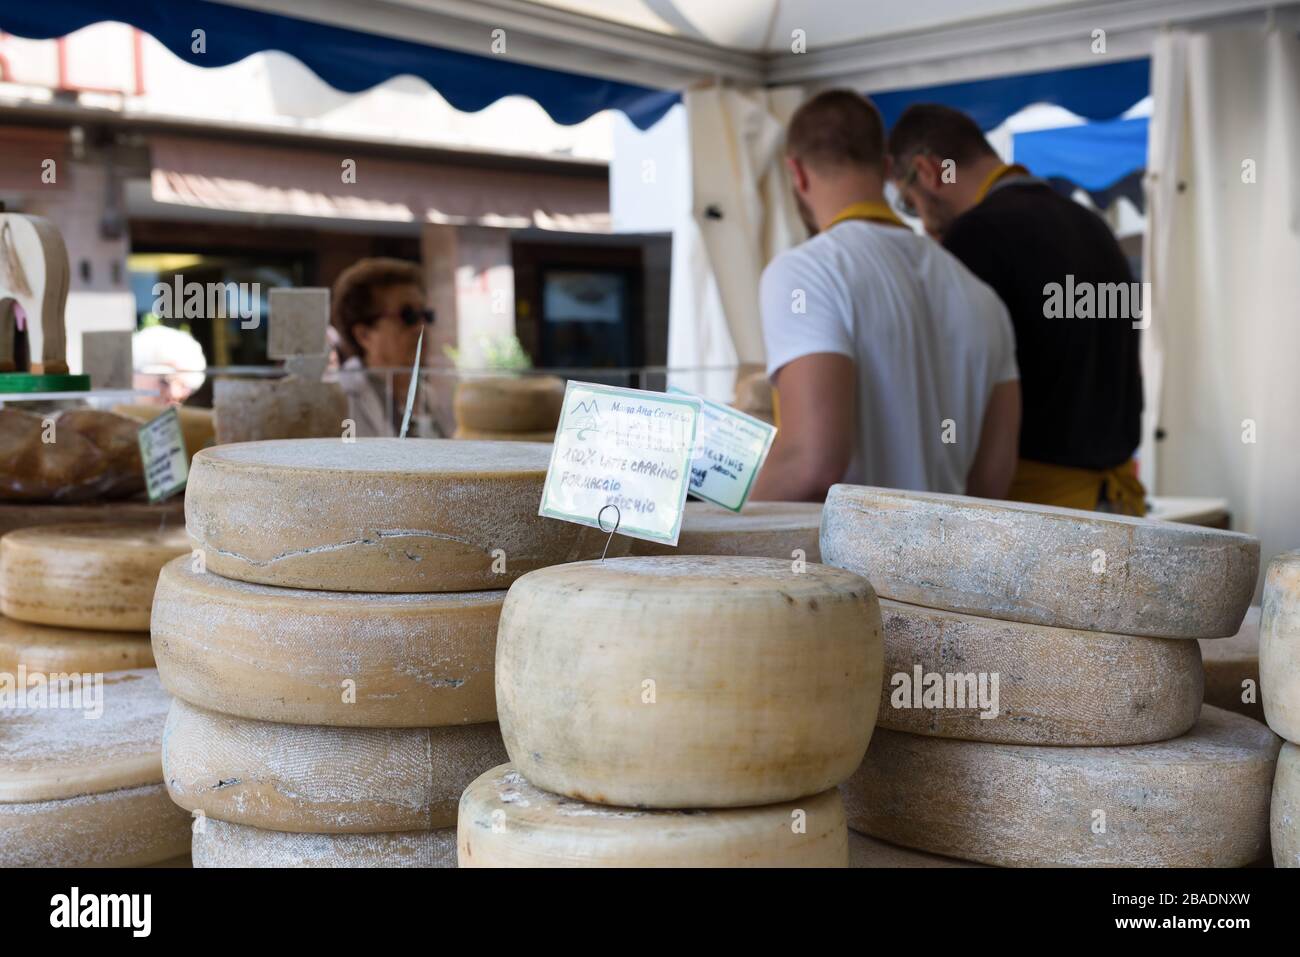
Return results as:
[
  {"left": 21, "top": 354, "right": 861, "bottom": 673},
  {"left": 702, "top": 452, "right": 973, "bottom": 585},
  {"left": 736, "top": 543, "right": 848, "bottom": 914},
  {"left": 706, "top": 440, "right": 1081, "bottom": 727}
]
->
[{"left": 886, "top": 103, "right": 1145, "bottom": 514}]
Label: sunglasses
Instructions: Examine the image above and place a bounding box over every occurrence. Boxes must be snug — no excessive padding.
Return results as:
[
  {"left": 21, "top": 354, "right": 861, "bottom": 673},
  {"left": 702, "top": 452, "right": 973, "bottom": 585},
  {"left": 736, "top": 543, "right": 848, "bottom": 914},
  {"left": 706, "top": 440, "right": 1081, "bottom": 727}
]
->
[{"left": 373, "top": 305, "right": 435, "bottom": 327}]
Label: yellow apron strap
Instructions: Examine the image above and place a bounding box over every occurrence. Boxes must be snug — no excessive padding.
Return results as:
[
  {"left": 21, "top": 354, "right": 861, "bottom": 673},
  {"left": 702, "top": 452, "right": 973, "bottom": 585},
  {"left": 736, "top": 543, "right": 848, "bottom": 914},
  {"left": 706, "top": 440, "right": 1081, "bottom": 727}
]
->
[{"left": 1009, "top": 458, "right": 1146, "bottom": 516}]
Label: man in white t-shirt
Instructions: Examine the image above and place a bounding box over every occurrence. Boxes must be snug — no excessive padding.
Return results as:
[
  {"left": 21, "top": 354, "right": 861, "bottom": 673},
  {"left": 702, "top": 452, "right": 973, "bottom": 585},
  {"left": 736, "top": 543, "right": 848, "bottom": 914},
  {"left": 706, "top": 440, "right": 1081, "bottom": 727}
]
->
[{"left": 751, "top": 90, "right": 1021, "bottom": 501}]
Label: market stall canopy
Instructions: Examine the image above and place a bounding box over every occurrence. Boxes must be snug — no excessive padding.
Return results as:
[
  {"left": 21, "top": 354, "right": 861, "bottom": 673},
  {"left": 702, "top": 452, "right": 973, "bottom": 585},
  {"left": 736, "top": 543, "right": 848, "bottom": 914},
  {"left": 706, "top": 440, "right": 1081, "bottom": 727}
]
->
[{"left": 1013, "top": 116, "right": 1150, "bottom": 192}]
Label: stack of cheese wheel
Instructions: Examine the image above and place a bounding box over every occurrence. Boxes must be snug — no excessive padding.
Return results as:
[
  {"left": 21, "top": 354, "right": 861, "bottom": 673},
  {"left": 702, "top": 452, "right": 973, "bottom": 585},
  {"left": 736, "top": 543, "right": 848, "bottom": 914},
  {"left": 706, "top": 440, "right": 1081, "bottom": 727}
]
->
[
  {"left": 451, "top": 375, "right": 564, "bottom": 443},
  {"left": 154, "top": 438, "right": 621, "bottom": 867},
  {"left": 823, "top": 486, "right": 1279, "bottom": 867},
  {"left": 0, "top": 669, "right": 191, "bottom": 867},
  {"left": 630, "top": 500, "right": 822, "bottom": 562},
  {"left": 459, "top": 555, "right": 883, "bottom": 867},
  {"left": 1261, "top": 551, "right": 1300, "bottom": 867}
]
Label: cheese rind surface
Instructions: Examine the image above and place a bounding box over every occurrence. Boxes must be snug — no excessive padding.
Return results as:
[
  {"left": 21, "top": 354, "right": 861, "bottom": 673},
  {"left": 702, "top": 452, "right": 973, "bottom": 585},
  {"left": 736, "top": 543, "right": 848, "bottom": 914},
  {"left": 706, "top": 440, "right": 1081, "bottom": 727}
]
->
[
  {"left": 497, "top": 556, "right": 882, "bottom": 808},
  {"left": 162, "top": 699, "right": 507, "bottom": 832},
  {"left": 820, "top": 485, "right": 1258, "bottom": 638},
  {"left": 1261, "top": 552, "right": 1300, "bottom": 743},
  {"left": 847, "top": 830, "right": 978, "bottom": 868},
  {"left": 1200, "top": 606, "right": 1264, "bottom": 721},
  {"left": 458, "top": 764, "right": 847, "bottom": 867},
  {"left": 1272, "top": 741, "right": 1300, "bottom": 868},
  {"left": 453, "top": 375, "right": 565, "bottom": 432},
  {"left": 842, "top": 706, "right": 1279, "bottom": 867},
  {"left": 184, "top": 438, "right": 625, "bottom": 592},
  {"left": 0, "top": 616, "right": 153, "bottom": 674},
  {"left": 192, "top": 819, "right": 458, "bottom": 868},
  {"left": 452, "top": 427, "right": 555, "bottom": 443},
  {"left": 151, "top": 557, "right": 500, "bottom": 727},
  {"left": 630, "top": 500, "right": 822, "bottom": 561}
]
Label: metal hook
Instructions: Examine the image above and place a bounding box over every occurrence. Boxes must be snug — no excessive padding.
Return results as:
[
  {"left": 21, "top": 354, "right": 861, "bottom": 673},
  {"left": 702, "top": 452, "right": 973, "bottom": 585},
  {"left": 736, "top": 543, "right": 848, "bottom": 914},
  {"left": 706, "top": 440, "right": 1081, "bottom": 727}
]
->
[{"left": 597, "top": 504, "right": 621, "bottom": 562}]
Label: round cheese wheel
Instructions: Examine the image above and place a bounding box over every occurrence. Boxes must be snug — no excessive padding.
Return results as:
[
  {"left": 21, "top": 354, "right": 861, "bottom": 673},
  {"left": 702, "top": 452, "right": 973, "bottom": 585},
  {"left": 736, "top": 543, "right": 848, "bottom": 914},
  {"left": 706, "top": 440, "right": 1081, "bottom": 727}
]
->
[
  {"left": 452, "top": 427, "right": 555, "bottom": 443},
  {"left": 1261, "top": 551, "right": 1300, "bottom": 743},
  {"left": 453, "top": 375, "right": 565, "bottom": 433},
  {"left": 458, "top": 764, "right": 847, "bottom": 867},
  {"left": 1200, "top": 606, "right": 1264, "bottom": 721},
  {"left": 0, "top": 669, "right": 171, "bottom": 803},
  {"left": 631, "top": 500, "right": 822, "bottom": 561},
  {"left": 0, "top": 782, "right": 192, "bottom": 867},
  {"left": 877, "top": 599, "right": 1203, "bottom": 745},
  {"left": 847, "top": 830, "right": 978, "bottom": 868},
  {"left": 1273, "top": 741, "right": 1299, "bottom": 868},
  {"left": 0, "top": 522, "right": 190, "bottom": 631},
  {"left": 821, "top": 485, "right": 1259, "bottom": 638},
  {"left": 185, "top": 438, "right": 625, "bottom": 592},
  {"left": 151, "top": 557, "right": 499, "bottom": 727},
  {"left": 0, "top": 615, "right": 153, "bottom": 674},
  {"left": 497, "top": 555, "right": 882, "bottom": 808},
  {"left": 192, "top": 819, "right": 458, "bottom": 868},
  {"left": 842, "top": 706, "right": 1279, "bottom": 867},
  {"left": 162, "top": 698, "right": 508, "bottom": 832}
]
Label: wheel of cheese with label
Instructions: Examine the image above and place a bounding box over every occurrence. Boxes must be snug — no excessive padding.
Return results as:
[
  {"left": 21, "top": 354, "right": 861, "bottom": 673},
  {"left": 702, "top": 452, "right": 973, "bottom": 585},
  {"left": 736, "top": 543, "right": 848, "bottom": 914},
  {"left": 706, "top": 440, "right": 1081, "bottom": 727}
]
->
[
  {"left": 1273, "top": 742, "right": 1300, "bottom": 867},
  {"left": 458, "top": 764, "right": 847, "bottom": 867},
  {"left": 185, "top": 438, "right": 626, "bottom": 592},
  {"left": 842, "top": 706, "right": 1280, "bottom": 867},
  {"left": 847, "top": 830, "right": 979, "bottom": 868},
  {"left": 453, "top": 375, "right": 565, "bottom": 433},
  {"left": 151, "top": 557, "right": 500, "bottom": 727},
  {"left": 877, "top": 599, "right": 1203, "bottom": 745},
  {"left": 1261, "top": 551, "right": 1300, "bottom": 743},
  {"left": 1201, "top": 606, "right": 1264, "bottom": 722},
  {"left": 452, "top": 427, "right": 555, "bottom": 443},
  {"left": 192, "top": 818, "right": 458, "bottom": 868},
  {"left": 820, "top": 485, "right": 1259, "bottom": 638},
  {"left": 0, "top": 522, "right": 189, "bottom": 630},
  {"left": 631, "top": 501, "right": 822, "bottom": 561},
  {"left": 0, "top": 616, "right": 153, "bottom": 674},
  {"left": 497, "top": 556, "right": 882, "bottom": 808},
  {"left": 162, "top": 698, "right": 508, "bottom": 832}
]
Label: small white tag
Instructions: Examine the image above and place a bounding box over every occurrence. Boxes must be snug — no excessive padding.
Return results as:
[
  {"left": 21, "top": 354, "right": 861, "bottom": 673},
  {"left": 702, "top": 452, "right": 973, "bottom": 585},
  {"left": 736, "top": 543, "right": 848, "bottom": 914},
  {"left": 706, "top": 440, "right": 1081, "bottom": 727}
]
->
[
  {"left": 137, "top": 407, "right": 189, "bottom": 502},
  {"left": 670, "top": 387, "right": 777, "bottom": 512},
  {"left": 539, "top": 381, "right": 700, "bottom": 546}
]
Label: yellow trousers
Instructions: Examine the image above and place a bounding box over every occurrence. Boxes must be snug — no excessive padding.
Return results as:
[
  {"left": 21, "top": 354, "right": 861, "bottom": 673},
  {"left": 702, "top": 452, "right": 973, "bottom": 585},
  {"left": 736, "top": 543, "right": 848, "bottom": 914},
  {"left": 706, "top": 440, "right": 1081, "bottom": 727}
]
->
[{"left": 1008, "top": 458, "right": 1146, "bottom": 516}]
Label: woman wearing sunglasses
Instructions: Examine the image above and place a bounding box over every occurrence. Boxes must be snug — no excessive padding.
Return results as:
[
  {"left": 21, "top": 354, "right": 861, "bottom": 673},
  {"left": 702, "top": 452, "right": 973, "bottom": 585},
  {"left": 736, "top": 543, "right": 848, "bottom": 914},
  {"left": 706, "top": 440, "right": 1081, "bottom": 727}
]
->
[{"left": 331, "top": 257, "right": 436, "bottom": 437}]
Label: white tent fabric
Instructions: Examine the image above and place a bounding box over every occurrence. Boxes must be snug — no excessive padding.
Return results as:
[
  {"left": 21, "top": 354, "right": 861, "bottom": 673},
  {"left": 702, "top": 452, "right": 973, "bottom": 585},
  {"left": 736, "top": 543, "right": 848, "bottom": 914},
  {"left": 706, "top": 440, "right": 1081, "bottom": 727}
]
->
[{"left": 1145, "top": 25, "right": 1300, "bottom": 592}]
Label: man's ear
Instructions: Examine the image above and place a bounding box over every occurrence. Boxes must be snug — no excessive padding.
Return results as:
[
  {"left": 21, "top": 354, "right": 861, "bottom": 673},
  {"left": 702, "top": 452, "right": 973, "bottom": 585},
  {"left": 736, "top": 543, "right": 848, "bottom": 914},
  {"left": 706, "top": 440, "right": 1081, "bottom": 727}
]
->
[
  {"left": 914, "top": 154, "right": 945, "bottom": 191},
  {"left": 786, "top": 155, "right": 809, "bottom": 192}
]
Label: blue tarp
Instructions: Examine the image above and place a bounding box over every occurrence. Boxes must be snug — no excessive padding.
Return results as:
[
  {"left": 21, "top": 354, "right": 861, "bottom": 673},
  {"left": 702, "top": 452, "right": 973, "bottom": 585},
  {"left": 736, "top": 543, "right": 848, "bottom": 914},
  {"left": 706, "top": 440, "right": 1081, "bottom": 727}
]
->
[
  {"left": 0, "top": 0, "right": 680, "bottom": 129},
  {"left": 1014, "top": 116, "right": 1149, "bottom": 191},
  {"left": 872, "top": 58, "right": 1150, "bottom": 132}
]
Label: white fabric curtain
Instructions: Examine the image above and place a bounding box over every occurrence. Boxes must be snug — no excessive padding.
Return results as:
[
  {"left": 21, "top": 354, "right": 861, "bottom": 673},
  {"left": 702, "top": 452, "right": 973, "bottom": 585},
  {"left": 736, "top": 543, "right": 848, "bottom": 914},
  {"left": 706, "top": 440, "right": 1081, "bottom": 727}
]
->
[{"left": 1144, "top": 25, "right": 1300, "bottom": 594}]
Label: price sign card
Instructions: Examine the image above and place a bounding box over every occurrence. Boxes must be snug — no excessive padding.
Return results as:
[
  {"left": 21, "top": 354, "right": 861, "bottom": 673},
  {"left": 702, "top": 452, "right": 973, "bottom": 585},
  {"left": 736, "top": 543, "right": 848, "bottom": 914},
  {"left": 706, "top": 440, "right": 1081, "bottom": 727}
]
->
[
  {"left": 670, "top": 387, "right": 777, "bottom": 512},
  {"left": 137, "top": 407, "right": 189, "bottom": 502},
  {"left": 539, "top": 381, "right": 701, "bottom": 546}
]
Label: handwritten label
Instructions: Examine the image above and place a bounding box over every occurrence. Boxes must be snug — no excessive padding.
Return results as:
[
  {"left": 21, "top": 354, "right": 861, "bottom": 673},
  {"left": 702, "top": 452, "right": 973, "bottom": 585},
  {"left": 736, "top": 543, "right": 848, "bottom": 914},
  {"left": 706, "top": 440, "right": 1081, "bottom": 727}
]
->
[
  {"left": 539, "top": 381, "right": 700, "bottom": 545},
  {"left": 137, "top": 408, "right": 189, "bottom": 502},
  {"left": 670, "top": 387, "right": 777, "bottom": 512}
]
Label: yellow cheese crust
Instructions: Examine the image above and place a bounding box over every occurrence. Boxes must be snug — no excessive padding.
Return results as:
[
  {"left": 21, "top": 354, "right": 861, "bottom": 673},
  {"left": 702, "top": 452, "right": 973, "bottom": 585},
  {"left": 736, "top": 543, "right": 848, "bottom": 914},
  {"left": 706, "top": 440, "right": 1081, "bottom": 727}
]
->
[
  {"left": 192, "top": 818, "right": 458, "bottom": 868},
  {"left": 0, "top": 615, "right": 153, "bottom": 674}
]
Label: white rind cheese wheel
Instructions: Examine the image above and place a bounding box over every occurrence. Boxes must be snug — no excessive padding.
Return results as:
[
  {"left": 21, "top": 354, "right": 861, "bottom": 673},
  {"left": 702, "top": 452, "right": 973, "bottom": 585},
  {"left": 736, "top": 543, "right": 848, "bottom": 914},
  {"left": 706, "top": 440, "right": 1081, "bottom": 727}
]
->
[
  {"left": 631, "top": 500, "right": 822, "bottom": 561},
  {"left": 185, "top": 438, "right": 626, "bottom": 592},
  {"left": 0, "top": 522, "right": 189, "bottom": 631},
  {"left": 453, "top": 375, "right": 565, "bottom": 433},
  {"left": 162, "top": 698, "right": 507, "bottom": 832},
  {"left": 842, "top": 706, "right": 1280, "bottom": 867},
  {"left": 878, "top": 599, "right": 1203, "bottom": 745},
  {"left": 1200, "top": 606, "right": 1264, "bottom": 721},
  {"left": 0, "top": 782, "right": 192, "bottom": 867},
  {"left": 820, "top": 485, "right": 1259, "bottom": 638},
  {"left": 452, "top": 427, "right": 555, "bottom": 443},
  {"left": 1273, "top": 741, "right": 1300, "bottom": 867},
  {"left": 458, "top": 764, "right": 847, "bottom": 868},
  {"left": 1261, "top": 552, "right": 1300, "bottom": 743},
  {"left": 192, "top": 818, "right": 458, "bottom": 868},
  {"left": 0, "top": 615, "right": 153, "bottom": 674},
  {"left": 151, "top": 557, "right": 500, "bottom": 727},
  {"left": 497, "top": 556, "right": 882, "bottom": 808},
  {"left": 847, "top": 830, "right": 979, "bottom": 868}
]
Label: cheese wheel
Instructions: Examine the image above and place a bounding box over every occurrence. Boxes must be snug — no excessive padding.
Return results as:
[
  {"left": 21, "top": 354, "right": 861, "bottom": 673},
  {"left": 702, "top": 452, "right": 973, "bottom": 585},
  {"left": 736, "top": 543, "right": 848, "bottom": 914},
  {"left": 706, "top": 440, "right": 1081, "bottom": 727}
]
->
[
  {"left": 151, "top": 557, "right": 499, "bottom": 727},
  {"left": 185, "top": 438, "right": 626, "bottom": 592},
  {"left": 0, "top": 615, "right": 153, "bottom": 674},
  {"left": 1200, "top": 606, "right": 1264, "bottom": 721},
  {"left": 877, "top": 599, "right": 1203, "bottom": 745},
  {"left": 192, "top": 818, "right": 458, "bottom": 868},
  {"left": 453, "top": 375, "right": 565, "bottom": 432},
  {"left": 847, "top": 830, "right": 979, "bottom": 868},
  {"left": 452, "top": 427, "right": 555, "bottom": 443},
  {"left": 458, "top": 764, "right": 847, "bottom": 868},
  {"left": 0, "top": 497, "right": 184, "bottom": 539},
  {"left": 1273, "top": 741, "right": 1300, "bottom": 868},
  {"left": 1261, "top": 551, "right": 1300, "bottom": 743},
  {"left": 0, "top": 669, "right": 171, "bottom": 803},
  {"left": 820, "top": 485, "right": 1259, "bottom": 638},
  {"left": 631, "top": 500, "right": 822, "bottom": 561},
  {"left": 0, "top": 522, "right": 189, "bottom": 631},
  {"left": 842, "top": 706, "right": 1279, "bottom": 867},
  {"left": 497, "top": 556, "right": 882, "bottom": 808},
  {"left": 162, "top": 698, "right": 507, "bottom": 832},
  {"left": 0, "top": 782, "right": 192, "bottom": 867}
]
